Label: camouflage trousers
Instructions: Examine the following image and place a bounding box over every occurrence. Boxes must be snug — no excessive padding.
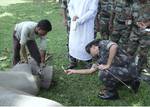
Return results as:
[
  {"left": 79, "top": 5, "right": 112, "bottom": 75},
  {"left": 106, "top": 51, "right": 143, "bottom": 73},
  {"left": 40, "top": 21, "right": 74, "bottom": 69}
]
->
[
  {"left": 99, "top": 64, "right": 138, "bottom": 90},
  {"left": 66, "top": 23, "right": 70, "bottom": 35},
  {"left": 99, "top": 18, "right": 110, "bottom": 40},
  {"left": 94, "top": 25, "right": 98, "bottom": 39},
  {"left": 127, "top": 31, "right": 150, "bottom": 69},
  {"left": 148, "top": 51, "right": 150, "bottom": 68},
  {"left": 94, "top": 17, "right": 110, "bottom": 40},
  {"left": 94, "top": 15, "right": 99, "bottom": 39},
  {"left": 65, "top": 20, "right": 70, "bottom": 53},
  {"left": 111, "top": 26, "right": 131, "bottom": 51}
]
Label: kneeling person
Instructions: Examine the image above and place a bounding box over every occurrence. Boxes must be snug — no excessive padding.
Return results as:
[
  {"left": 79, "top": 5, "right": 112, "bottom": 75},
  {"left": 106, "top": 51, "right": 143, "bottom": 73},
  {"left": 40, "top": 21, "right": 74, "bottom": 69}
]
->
[
  {"left": 13, "top": 19, "right": 52, "bottom": 66},
  {"left": 65, "top": 39, "right": 140, "bottom": 100}
]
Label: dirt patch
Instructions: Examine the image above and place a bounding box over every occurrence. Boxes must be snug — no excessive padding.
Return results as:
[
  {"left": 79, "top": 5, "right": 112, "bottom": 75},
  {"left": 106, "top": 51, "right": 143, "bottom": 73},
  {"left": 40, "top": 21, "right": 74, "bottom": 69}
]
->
[{"left": 0, "top": 0, "right": 31, "bottom": 6}]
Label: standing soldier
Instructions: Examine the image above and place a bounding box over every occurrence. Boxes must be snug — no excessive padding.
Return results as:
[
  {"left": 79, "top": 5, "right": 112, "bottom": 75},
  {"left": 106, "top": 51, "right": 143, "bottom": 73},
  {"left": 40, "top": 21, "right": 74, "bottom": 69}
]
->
[
  {"left": 110, "top": 0, "right": 133, "bottom": 50},
  {"left": 61, "top": 0, "right": 70, "bottom": 50},
  {"left": 97, "top": 0, "right": 115, "bottom": 40},
  {"left": 61, "top": 0, "right": 70, "bottom": 35},
  {"left": 94, "top": 1, "right": 101, "bottom": 39},
  {"left": 127, "top": 0, "right": 150, "bottom": 72}
]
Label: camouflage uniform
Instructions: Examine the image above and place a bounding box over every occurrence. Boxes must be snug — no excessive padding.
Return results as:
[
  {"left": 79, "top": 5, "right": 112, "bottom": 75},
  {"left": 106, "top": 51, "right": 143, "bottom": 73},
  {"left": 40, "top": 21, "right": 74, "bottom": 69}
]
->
[
  {"left": 97, "top": 40, "right": 138, "bottom": 91},
  {"left": 94, "top": 1, "right": 101, "bottom": 39},
  {"left": 61, "top": 0, "right": 70, "bottom": 55},
  {"left": 111, "top": 0, "right": 133, "bottom": 50},
  {"left": 148, "top": 50, "right": 150, "bottom": 68},
  {"left": 61, "top": 0, "right": 71, "bottom": 34},
  {"left": 127, "top": 0, "right": 150, "bottom": 70},
  {"left": 97, "top": 0, "right": 114, "bottom": 40}
]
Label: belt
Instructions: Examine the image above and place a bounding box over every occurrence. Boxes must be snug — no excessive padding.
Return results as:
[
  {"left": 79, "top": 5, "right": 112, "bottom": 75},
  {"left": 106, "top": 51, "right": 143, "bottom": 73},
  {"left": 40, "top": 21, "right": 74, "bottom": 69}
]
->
[
  {"left": 116, "top": 20, "right": 125, "bottom": 25},
  {"left": 100, "top": 12, "right": 110, "bottom": 18},
  {"left": 133, "top": 30, "right": 141, "bottom": 36}
]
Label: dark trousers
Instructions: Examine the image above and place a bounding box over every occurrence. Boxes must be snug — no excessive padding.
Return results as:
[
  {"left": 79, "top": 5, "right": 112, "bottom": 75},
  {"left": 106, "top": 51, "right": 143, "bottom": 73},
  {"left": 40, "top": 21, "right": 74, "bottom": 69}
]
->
[
  {"left": 69, "top": 55, "right": 77, "bottom": 64},
  {"left": 69, "top": 55, "right": 92, "bottom": 65},
  {"left": 99, "top": 64, "right": 139, "bottom": 91},
  {"left": 13, "top": 31, "right": 41, "bottom": 65}
]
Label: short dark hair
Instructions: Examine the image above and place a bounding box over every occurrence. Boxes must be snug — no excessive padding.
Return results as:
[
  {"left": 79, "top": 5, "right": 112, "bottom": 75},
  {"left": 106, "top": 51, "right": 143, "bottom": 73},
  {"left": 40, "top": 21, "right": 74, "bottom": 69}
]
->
[
  {"left": 37, "top": 19, "right": 52, "bottom": 32},
  {"left": 85, "top": 39, "right": 101, "bottom": 54}
]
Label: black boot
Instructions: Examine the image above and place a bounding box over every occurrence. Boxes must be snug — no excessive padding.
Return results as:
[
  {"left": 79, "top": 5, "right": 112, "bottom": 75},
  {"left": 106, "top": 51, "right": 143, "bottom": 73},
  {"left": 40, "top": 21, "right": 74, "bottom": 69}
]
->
[
  {"left": 67, "top": 55, "right": 77, "bottom": 69},
  {"left": 67, "top": 62, "right": 77, "bottom": 69},
  {"left": 98, "top": 89, "right": 119, "bottom": 100},
  {"left": 131, "top": 79, "right": 140, "bottom": 94}
]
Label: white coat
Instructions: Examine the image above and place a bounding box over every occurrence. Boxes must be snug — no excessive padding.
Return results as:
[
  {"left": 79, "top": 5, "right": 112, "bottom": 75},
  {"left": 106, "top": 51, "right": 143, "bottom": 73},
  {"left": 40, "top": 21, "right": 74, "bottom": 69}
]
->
[{"left": 68, "top": 0, "right": 98, "bottom": 61}]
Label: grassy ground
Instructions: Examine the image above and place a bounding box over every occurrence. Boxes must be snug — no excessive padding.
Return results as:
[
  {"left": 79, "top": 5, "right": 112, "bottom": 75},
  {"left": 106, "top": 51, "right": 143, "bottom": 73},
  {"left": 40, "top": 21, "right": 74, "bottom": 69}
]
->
[{"left": 0, "top": 0, "right": 150, "bottom": 106}]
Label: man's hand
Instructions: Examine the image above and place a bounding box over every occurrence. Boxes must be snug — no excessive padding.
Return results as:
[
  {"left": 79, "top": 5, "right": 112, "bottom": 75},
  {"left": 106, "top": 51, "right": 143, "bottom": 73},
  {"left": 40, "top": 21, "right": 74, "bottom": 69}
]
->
[
  {"left": 40, "top": 50, "right": 46, "bottom": 64},
  {"left": 62, "top": 66, "right": 75, "bottom": 75},
  {"left": 73, "top": 16, "right": 79, "bottom": 21},
  {"left": 137, "top": 22, "right": 147, "bottom": 29},
  {"left": 98, "top": 64, "right": 110, "bottom": 70},
  {"left": 64, "top": 69, "right": 76, "bottom": 75},
  {"left": 20, "top": 44, "right": 28, "bottom": 64}
]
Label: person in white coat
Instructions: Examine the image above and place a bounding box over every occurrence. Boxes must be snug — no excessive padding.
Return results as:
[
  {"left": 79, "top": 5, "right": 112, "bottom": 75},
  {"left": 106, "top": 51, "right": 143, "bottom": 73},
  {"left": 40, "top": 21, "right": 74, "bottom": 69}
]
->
[{"left": 67, "top": 0, "right": 99, "bottom": 69}]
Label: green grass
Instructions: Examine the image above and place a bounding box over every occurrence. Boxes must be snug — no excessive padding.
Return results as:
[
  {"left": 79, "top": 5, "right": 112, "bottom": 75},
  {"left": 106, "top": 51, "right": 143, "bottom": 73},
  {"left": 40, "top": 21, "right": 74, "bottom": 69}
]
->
[{"left": 0, "top": 0, "right": 150, "bottom": 106}]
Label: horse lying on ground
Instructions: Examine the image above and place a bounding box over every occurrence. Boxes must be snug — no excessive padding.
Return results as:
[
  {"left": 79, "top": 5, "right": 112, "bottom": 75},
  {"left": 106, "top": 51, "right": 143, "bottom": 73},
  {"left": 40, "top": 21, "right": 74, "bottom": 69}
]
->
[{"left": 0, "top": 58, "right": 62, "bottom": 106}]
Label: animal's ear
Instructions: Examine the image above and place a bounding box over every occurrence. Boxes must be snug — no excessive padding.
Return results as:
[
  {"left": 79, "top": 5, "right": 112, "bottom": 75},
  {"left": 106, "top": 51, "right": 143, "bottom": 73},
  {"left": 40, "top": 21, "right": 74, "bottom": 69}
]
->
[{"left": 40, "top": 66, "right": 53, "bottom": 89}]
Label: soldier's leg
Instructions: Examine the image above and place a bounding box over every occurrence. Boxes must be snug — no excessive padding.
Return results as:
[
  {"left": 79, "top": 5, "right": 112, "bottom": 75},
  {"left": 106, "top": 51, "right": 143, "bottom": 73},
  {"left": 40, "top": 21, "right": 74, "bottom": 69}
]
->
[
  {"left": 110, "top": 30, "right": 121, "bottom": 43},
  {"left": 94, "top": 27, "right": 97, "bottom": 39},
  {"left": 99, "top": 67, "right": 133, "bottom": 88},
  {"left": 98, "top": 67, "right": 129, "bottom": 100},
  {"left": 66, "top": 28, "right": 70, "bottom": 56},
  {"left": 98, "top": 66, "right": 139, "bottom": 99},
  {"left": 100, "top": 20, "right": 110, "bottom": 40},
  {"left": 12, "top": 31, "right": 20, "bottom": 66},
  {"left": 98, "top": 68, "right": 120, "bottom": 100},
  {"left": 66, "top": 18, "right": 71, "bottom": 57},
  {"left": 26, "top": 40, "right": 41, "bottom": 65},
  {"left": 94, "top": 14, "right": 100, "bottom": 39},
  {"left": 127, "top": 32, "right": 139, "bottom": 56},
  {"left": 138, "top": 48, "right": 148, "bottom": 70},
  {"left": 119, "top": 28, "right": 131, "bottom": 51},
  {"left": 138, "top": 37, "right": 150, "bottom": 71},
  {"left": 148, "top": 50, "right": 150, "bottom": 68}
]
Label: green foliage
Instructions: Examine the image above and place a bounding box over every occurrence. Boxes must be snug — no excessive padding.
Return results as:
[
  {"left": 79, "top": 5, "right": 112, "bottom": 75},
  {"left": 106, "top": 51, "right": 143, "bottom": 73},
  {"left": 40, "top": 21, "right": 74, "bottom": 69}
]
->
[
  {"left": 0, "top": 1, "right": 150, "bottom": 106},
  {"left": 0, "top": 48, "right": 11, "bottom": 70}
]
